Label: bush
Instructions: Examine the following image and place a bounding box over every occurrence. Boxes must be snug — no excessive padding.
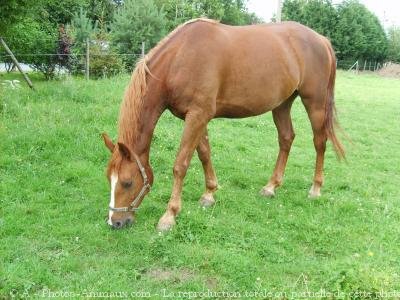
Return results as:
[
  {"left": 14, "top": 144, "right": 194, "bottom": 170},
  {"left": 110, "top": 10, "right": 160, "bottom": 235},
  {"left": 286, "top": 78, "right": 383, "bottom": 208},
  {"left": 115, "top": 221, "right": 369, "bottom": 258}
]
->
[
  {"left": 88, "top": 42, "right": 125, "bottom": 78},
  {"left": 1, "top": 18, "right": 59, "bottom": 79},
  {"left": 68, "top": 9, "right": 125, "bottom": 78}
]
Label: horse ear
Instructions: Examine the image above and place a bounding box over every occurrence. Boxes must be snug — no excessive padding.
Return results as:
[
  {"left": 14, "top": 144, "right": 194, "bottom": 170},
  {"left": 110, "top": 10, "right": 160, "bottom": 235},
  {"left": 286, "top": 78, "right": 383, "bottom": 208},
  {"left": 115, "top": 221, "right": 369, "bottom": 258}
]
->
[
  {"left": 102, "top": 133, "right": 115, "bottom": 152},
  {"left": 117, "top": 142, "right": 132, "bottom": 160}
]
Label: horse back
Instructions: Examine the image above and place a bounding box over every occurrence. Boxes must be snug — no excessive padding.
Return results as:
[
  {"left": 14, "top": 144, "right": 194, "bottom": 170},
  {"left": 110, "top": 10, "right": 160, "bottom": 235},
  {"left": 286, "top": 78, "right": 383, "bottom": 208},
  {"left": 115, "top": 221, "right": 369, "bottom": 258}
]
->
[{"left": 161, "top": 21, "right": 333, "bottom": 118}]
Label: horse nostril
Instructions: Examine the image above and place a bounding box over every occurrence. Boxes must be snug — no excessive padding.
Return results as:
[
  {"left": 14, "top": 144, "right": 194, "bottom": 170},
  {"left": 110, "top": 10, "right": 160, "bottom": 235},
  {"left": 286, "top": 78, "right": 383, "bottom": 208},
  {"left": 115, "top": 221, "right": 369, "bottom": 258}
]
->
[{"left": 113, "top": 220, "right": 123, "bottom": 229}]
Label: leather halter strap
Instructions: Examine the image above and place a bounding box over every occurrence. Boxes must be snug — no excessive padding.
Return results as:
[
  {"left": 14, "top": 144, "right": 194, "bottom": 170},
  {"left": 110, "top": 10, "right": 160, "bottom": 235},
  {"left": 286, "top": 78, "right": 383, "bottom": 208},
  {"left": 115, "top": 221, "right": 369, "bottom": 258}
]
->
[{"left": 109, "top": 156, "right": 151, "bottom": 212}]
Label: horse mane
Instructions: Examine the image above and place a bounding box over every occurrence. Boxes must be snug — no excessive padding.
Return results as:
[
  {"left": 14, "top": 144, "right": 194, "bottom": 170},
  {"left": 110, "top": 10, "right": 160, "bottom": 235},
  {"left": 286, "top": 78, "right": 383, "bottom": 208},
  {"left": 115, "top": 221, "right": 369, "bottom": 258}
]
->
[{"left": 117, "top": 18, "right": 219, "bottom": 145}]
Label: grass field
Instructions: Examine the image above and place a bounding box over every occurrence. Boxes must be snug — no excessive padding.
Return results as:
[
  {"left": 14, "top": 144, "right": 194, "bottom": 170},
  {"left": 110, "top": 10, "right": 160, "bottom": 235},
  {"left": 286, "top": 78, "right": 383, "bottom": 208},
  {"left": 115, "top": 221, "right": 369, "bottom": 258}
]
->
[{"left": 1, "top": 71, "right": 400, "bottom": 299}]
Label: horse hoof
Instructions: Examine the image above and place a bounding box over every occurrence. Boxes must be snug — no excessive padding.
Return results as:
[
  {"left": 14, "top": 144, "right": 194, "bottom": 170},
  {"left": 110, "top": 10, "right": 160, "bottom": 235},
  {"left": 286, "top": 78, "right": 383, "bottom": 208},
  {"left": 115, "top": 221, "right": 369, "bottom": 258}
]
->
[
  {"left": 308, "top": 185, "right": 321, "bottom": 198},
  {"left": 156, "top": 214, "right": 176, "bottom": 232},
  {"left": 199, "top": 193, "right": 215, "bottom": 208},
  {"left": 260, "top": 187, "right": 275, "bottom": 197}
]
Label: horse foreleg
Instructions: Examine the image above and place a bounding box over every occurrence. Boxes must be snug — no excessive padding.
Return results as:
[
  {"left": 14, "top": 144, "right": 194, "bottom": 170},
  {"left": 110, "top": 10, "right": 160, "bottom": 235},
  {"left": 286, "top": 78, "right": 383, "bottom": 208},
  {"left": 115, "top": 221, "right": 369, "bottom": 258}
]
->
[
  {"left": 197, "top": 129, "right": 218, "bottom": 207},
  {"left": 260, "top": 98, "right": 295, "bottom": 197},
  {"left": 157, "top": 112, "right": 210, "bottom": 232}
]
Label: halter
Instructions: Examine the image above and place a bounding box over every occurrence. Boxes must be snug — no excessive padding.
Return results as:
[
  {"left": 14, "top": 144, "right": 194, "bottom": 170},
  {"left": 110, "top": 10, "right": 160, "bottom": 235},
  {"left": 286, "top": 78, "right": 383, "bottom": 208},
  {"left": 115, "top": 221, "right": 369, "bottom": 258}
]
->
[{"left": 109, "top": 156, "right": 151, "bottom": 213}]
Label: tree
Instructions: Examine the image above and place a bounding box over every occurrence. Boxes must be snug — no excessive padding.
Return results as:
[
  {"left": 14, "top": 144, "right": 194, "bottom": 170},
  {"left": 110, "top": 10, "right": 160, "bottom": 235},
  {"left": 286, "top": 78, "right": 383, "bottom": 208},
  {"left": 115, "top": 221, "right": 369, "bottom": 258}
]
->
[
  {"left": 41, "top": 0, "right": 89, "bottom": 25},
  {"left": 282, "top": 0, "right": 303, "bottom": 23},
  {"left": 282, "top": 0, "right": 388, "bottom": 63},
  {"left": 69, "top": 8, "right": 99, "bottom": 53},
  {"left": 189, "top": 0, "right": 262, "bottom": 25},
  {"left": 86, "top": 0, "right": 116, "bottom": 28},
  {"left": 155, "top": 0, "right": 263, "bottom": 31},
  {"left": 334, "top": 0, "right": 387, "bottom": 61},
  {"left": 219, "top": 0, "right": 262, "bottom": 25},
  {"left": 0, "top": 0, "right": 34, "bottom": 33},
  {"left": 1, "top": 17, "right": 59, "bottom": 79},
  {"left": 110, "top": 0, "right": 167, "bottom": 67},
  {"left": 387, "top": 26, "right": 400, "bottom": 63},
  {"left": 0, "top": 0, "right": 91, "bottom": 79},
  {"left": 153, "top": 0, "right": 199, "bottom": 31},
  {"left": 282, "top": 0, "right": 337, "bottom": 39}
]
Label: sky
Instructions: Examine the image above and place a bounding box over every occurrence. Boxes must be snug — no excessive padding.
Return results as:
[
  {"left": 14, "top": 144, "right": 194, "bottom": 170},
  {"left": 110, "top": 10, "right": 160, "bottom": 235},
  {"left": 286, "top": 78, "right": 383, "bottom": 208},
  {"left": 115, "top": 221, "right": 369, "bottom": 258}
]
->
[{"left": 246, "top": 0, "right": 400, "bottom": 28}]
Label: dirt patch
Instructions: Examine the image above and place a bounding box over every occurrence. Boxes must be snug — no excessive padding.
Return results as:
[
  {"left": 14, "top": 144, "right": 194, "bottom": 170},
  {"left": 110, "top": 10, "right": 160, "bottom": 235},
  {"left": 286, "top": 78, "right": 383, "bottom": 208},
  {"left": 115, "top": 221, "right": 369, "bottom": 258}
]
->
[
  {"left": 145, "top": 268, "right": 219, "bottom": 288},
  {"left": 205, "top": 277, "right": 218, "bottom": 289},
  {"left": 377, "top": 63, "right": 400, "bottom": 78},
  {"left": 145, "top": 268, "right": 195, "bottom": 282}
]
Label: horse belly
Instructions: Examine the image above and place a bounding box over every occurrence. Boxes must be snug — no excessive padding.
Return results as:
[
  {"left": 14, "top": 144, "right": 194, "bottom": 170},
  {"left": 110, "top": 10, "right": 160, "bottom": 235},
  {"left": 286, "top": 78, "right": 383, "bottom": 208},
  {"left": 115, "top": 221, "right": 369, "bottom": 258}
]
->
[
  {"left": 215, "top": 96, "right": 280, "bottom": 118},
  {"left": 215, "top": 76, "right": 296, "bottom": 118}
]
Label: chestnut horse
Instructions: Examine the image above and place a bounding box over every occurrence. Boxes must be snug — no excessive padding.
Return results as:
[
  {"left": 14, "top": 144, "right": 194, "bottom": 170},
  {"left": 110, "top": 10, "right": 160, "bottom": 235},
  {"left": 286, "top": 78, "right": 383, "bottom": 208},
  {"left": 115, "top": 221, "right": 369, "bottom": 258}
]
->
[{"left": 102, "top": 19, "right": 344, "bottom": 231}]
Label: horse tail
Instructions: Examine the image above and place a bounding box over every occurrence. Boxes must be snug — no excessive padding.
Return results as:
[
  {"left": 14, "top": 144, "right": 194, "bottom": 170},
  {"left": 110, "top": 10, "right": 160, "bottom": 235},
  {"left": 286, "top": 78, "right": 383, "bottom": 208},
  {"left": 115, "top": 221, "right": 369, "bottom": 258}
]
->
[{"left": 324, "top": 40, "right": 345, "bottom": 159}]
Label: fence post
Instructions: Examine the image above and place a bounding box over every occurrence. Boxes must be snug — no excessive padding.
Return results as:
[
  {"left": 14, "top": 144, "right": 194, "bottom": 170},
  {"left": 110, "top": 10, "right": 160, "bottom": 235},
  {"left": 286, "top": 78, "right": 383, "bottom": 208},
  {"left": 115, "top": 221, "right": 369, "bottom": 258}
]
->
[
  {"left": 348, "top": 60, "right": 358, "bottom": 72},
  {"left": 85, "top": 38, "right": 90, "bottom": 80},
  {"left": 141, "top": 41, "right": 145, "bottom": 58},
  {"left": 0, "top": 37, "right": 35, "bottom": 90},
  {"left": 276, "top": 0, "right": 282, "bottom": 22}
]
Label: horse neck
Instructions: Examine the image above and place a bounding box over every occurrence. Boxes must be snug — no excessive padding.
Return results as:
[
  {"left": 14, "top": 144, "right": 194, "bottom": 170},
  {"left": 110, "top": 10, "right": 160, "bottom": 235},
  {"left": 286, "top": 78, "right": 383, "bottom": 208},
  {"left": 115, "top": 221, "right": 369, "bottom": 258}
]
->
[{"left": 118, "top": 83, "right": 165, "bottom": 165}]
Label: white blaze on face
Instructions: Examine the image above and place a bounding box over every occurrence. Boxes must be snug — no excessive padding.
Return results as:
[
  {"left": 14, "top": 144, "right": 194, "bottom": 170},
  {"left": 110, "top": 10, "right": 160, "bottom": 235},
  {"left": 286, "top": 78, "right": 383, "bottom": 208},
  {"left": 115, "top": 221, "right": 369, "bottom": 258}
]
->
[{"left": 108, "top": 172, "right": 118, "bottom": 225}]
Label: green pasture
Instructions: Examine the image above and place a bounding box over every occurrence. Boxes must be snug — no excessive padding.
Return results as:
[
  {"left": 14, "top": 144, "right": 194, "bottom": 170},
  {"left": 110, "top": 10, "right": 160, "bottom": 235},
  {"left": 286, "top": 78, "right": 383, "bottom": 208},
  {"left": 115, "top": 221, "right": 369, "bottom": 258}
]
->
[{"left": 0, "top": 71, "right": 399, "bottom": 299}]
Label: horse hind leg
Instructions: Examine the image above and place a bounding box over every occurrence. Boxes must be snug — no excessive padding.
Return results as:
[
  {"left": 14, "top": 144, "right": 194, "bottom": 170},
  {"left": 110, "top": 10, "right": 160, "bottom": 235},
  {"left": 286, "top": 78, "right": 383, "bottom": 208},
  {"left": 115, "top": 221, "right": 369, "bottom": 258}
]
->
[
  {"left": 301, "top": 95, "right": 327, "bottom": 198},
  {"left": 260, "top": 95, "right": 296, "bottom": 197}
]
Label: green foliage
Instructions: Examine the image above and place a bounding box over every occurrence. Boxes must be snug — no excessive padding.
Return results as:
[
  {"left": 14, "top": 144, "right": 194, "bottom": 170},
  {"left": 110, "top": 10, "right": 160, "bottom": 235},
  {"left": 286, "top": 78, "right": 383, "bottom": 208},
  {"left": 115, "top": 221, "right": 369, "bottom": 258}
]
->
[
  {"left": 281, "top": 0, "right": 303, "bottom": 22},
  {"left": 190, "top": 0, "right": 225, "bottom": 20},
  {"left": 334, "top": 0, "right": 387, "bottom": 61},
  {"left": 0, "top": 0, "right": 34, "bottom": 32},
  {"left": 1, "top": 0, "right": 392, "bottom": 78},
  {"left": 1, "top": 18, "right": 58, "bottom": 79},
  {"left": 282, "top": 0, "right": 388, "bottom": 62},
  {"left": 218, "top": 0, "right": 262, "bottom": 25},
  {"left": 0, "top": 0, "right": 91, "bottom": 79},
  {"left": 153, "top": 0, "right": 199, "bottom": 30},
  {"left": 154, "top": 0, "right": 263, "bottom": 31},
  {"left": 282, "top": 0, "right": 337, "bottom": 38},
  {"left": 69, "top": 8, "right": 99, "bottom": 53},
  {"left": 111, "top": 0, "right": 167, "bottom": 67},
  {"left": 1, "top": 71, "right": 400, "bottom": 295},
  {"left": 41, "top": 0, "right": 89, "bottom": 25},
  {"left": 88, "top": 42, "right": 125, "bottom": 78},
  {"left": 86, "top": 0, "right": 116, "bottom": 28},
  {"left": 386, "top": 26, "right": 400, "bottom": 63},
  {"left": 68, "top": 9, "right": 124, "bottom": 78}
]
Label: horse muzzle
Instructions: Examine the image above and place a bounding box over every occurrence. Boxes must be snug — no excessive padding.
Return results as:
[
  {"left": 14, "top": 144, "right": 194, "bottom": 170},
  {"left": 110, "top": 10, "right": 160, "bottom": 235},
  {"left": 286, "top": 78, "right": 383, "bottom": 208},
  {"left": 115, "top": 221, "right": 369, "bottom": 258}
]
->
[{"left": 109, "top": 216, "right": 134, "bottom": 229}]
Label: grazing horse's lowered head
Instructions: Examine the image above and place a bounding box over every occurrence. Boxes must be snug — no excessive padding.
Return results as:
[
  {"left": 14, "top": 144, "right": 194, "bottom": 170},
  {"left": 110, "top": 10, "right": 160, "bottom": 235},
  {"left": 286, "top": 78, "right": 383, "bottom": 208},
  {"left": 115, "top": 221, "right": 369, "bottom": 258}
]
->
[{"left": 102, "top": 133, "right": 152, "bottom": 229}]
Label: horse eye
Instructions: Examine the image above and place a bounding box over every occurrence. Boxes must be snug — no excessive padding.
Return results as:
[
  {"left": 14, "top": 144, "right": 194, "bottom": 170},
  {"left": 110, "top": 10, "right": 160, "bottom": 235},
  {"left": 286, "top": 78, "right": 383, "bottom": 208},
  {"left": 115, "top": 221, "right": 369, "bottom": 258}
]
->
[{"left": 121, "top": 181, "right": 133, "bottom": 189}]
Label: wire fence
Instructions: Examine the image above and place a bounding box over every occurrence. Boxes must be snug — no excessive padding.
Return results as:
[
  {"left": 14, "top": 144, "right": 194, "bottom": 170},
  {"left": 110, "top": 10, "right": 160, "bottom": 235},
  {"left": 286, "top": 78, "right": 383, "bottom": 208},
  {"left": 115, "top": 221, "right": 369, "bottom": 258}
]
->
[
  {"left": 1, "top": 53, "right": 139, "bottom": 57},
  {"left": 0, "top": 39, "right": 387, "bottom": 80},
  {"left": 0, "top": 52, "right": 143, "bottom": 79},
  {"left": 0, "top": 37, "right": 148, "bottom": 79},
  {"left": 0, "top": 55, "right": 386, "bottom": 70}
]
